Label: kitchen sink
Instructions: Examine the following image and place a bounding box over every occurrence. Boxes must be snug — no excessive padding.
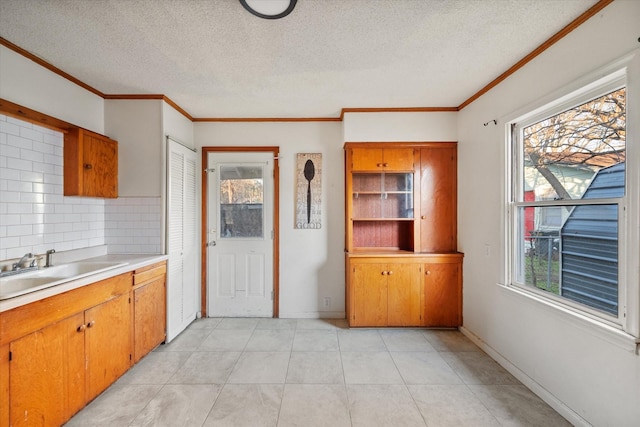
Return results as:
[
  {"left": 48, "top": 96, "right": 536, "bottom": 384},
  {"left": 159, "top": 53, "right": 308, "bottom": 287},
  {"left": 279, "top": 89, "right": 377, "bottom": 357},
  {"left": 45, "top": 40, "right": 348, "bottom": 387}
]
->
[{"left": 0, "top": 261, "right": 128, "bottom": 300}]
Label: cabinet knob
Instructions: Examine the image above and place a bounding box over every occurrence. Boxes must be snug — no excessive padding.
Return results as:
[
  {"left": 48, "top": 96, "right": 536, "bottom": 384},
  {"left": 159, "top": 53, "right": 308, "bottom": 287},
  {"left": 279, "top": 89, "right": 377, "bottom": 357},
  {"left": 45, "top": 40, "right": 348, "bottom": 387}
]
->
[
  {"left": 388, "top": 271, "right": 393, "bottom": 275},
  {"left": 87, "top": 320, "right": 96, "bottom": 328},
  {"left": 84, "top": 163, "right": 93, "bottom": 170},
  {"left": 376, "top": 163, "right": 383, "bottom": 168},
  {"left": 383, "top": 163, "right": 389, "bottom": 167},
  {"left": 77, "top": 324, "right": 86, "bottom": 332},
  {"left": 426, "top": 270, "right": 431, "bottom": 275},
  {"left": 421, "top": 215, "right": 426, "bottom": 220},
  {"left": 381, "top": 271, "right": 386, "bottom": 275}
]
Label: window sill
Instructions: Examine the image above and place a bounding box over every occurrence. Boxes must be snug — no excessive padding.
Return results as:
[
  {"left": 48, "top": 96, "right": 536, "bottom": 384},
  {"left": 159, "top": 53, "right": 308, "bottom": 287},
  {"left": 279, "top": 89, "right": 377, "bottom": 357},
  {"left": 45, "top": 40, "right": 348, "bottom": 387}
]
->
[{"left": 498, "top": 283, "right": 640, "bottom": 354}]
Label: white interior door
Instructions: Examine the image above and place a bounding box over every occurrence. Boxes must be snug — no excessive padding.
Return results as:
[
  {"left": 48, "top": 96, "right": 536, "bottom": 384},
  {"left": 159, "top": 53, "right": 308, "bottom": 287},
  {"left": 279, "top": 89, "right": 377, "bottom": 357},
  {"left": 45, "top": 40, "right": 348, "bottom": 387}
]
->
[
  {"left": 167, "top": 139, "right": 198, "bottom": 341},
  {"left": 207, "top": 152, "right": 274, "bottom": 317}
]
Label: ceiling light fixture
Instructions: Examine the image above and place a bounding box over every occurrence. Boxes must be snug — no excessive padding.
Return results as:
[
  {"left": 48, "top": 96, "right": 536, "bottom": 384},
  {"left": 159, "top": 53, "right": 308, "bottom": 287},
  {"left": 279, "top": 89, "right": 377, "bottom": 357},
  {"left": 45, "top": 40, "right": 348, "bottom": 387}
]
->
[{"left": 239, "top": 0, "right": 297, "bottom": 19}]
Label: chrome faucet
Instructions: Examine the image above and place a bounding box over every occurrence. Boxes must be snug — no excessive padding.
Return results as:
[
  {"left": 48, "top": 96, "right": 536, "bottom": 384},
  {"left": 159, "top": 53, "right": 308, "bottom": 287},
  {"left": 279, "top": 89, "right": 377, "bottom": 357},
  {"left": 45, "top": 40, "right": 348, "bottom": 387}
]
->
[
  {"left": 45, "top": 249, "right": 56, "bottom": 267},
  {"left": 13, "top": 252, "right": 36, "bottom": 270}
]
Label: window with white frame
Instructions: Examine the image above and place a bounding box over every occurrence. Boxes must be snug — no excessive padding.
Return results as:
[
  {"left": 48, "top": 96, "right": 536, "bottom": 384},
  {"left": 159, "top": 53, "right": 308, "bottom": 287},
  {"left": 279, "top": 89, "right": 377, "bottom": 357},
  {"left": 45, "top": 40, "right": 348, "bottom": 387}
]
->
[{"left": 508, "top": 72, "right": 628, "bottom": 326}]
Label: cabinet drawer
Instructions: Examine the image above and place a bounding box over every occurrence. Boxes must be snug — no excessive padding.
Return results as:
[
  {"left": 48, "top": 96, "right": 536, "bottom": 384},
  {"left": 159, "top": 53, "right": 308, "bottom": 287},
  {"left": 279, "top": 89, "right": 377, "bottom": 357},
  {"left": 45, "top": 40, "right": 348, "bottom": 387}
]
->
[
  {"left": 134, "top": 262, "right": 167, "bottom": 287},
  {"left": 0, "top": 272, "right": 132, "bottom": 346}
]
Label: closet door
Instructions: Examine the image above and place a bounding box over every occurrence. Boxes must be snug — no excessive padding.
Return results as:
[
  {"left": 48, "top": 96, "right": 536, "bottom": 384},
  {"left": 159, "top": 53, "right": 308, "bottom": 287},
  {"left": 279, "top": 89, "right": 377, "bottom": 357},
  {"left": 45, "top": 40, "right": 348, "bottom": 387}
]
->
[{"left": 167, "top": 139, "right": 198, "bottom": 342}]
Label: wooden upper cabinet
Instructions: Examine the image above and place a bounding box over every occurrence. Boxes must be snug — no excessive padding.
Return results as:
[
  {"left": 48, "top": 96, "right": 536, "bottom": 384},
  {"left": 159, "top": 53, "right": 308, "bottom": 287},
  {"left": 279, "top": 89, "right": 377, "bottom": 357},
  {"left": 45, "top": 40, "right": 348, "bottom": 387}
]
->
[
  {"left": 64, "top": 128, "right": 118, "bottom": 198},
  {"left": 350, "top": 147, "right": 415, "bottom": 171},
  {"left": 419, "top": 145, "right": 457, "bottom": 252}
]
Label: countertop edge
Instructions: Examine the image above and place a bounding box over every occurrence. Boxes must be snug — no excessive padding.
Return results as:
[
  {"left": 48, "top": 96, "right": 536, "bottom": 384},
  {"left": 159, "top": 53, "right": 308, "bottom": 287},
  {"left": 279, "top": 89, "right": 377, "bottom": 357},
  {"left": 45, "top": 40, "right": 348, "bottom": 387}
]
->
[{"left": 0, "top": 254, "right": 168, "bottom": 313}]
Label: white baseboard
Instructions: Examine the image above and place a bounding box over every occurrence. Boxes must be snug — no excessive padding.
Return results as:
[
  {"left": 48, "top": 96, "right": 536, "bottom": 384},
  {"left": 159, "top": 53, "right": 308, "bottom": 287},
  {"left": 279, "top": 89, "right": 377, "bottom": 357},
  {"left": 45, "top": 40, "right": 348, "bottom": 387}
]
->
[
  {"left": 459, "top": 326, "right": 590, "bottom": 427},
  {"left": 279, "top": 311, "right": 345, "bottom": 319}
]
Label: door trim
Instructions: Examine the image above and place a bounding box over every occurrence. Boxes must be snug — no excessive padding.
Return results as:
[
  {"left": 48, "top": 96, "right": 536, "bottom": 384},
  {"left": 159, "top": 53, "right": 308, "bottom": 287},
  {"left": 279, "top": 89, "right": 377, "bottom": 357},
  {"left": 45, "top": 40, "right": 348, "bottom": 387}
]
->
[{"left": 201, "top": 146, "right": 280, "bottom": 318}]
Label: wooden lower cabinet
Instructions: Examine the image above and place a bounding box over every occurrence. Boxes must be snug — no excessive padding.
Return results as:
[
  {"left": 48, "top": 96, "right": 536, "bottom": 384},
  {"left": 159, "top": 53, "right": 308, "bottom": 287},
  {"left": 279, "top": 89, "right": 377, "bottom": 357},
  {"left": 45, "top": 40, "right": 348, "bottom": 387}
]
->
[
  {"left": 346, "top": 254, "right": 462, "bottom": 328},
  {"left": 85, "top": 293, "right": 132, "bottom": 401},
  {"left": 423, "top": 255, "right": 463, "bottom": 327},
  {"left": 350, "top": 262, "right": 389, "bottom": 327},
  {"left": 8, "top": 292, "right": 131, "bottom": 426},
  {"left": 1, "top": 261, "right": 167, "bottom": 427},
  {"left": 133, "top": 262, "right": 167, "bottom": 363},
  {"left": 9, "top": 313, "right": 85, "bottom": 427},
  {"left": 347, "top": 257, "right": 422, "bottom": 327}
]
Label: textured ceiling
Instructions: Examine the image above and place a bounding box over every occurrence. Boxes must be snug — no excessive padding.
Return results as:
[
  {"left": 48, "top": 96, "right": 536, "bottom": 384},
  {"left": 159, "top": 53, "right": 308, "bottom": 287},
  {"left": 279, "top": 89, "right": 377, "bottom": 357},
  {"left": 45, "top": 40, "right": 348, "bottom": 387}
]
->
[{"left": 0, "top": 0, "right": 600, "bottom": 118}]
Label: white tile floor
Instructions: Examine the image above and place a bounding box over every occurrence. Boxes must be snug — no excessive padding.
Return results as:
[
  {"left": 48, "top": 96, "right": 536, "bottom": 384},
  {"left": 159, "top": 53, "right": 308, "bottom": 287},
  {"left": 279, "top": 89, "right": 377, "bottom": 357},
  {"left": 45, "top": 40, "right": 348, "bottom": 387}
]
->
[{"left": 66, "top": 318, "right": 571, "bottom": 426}]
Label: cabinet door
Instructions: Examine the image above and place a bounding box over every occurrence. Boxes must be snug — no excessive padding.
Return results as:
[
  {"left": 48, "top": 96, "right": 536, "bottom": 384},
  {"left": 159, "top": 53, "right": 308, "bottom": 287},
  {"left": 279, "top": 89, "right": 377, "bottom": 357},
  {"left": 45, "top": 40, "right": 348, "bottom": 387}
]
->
[
  {"left": 423, "top": 262, "right": 461, "bottom": 327},
  {"left": 83, "top": 132, "right": 118, "bottom": 198},
  {"left": 387, "top": 263, "right": 422, "bottom": 326},
  {"left": 9, "top": 313, "right": 85, "bottom": 427},
  {"left": 351, "top": 148, "right": 414, "bottom": 171},
  {"left": 420, "top": 146, "right": 457, "bottom": 252},
  {"left": 349, "top": 263, "right": 388, "bottom": 326},
  {"left": 85, "top": 293, "right": 131, "bottom": 401},
  {"left": 382, "top": 148, "right": 414, "bottom": 171},
  {"left": 351, "top": 147, "right": 383, "bottom": 171},
  {"left": 134, "top": 276, "right": 166, "bottom": 363}
]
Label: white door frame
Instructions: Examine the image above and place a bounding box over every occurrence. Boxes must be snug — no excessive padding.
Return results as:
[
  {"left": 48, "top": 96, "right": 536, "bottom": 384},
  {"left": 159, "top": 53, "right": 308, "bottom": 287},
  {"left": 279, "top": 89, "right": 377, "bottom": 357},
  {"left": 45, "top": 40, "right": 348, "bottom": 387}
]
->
[{"left": 201, "top": 146, "right": 280, "bottom": 317}]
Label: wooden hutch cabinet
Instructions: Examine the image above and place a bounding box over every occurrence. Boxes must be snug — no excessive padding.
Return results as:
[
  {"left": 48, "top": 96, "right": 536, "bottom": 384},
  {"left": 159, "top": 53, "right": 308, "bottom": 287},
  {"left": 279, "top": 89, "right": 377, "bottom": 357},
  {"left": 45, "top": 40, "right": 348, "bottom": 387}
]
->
[{"left": 344, "top": 142, "right": 463, "bottom": 327}]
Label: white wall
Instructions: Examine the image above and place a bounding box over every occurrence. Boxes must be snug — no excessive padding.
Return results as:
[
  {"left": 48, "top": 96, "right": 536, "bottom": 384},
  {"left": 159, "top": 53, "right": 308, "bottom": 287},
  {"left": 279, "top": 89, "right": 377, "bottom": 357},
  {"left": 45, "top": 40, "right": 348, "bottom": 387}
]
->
[
  {"left": 104, "top": 99, "right": 164, "bottom": 197},
  {"left": 457, "top": 1, "right": 640, "bottom": 426},
  {"left": 343, "top": 111, "right": 457, "bottom": 142},
  {"left": 195, "top": 121, "right": 345, "bottom": 318},
  {"left": 162, "top": 102, "right": 194, "bottom": 150},
  {"left": 196, "top": 113, "right": 457, "bottom": 318},
  {"left": 0, "top": 45, "right": 104, "bottom": 133}
]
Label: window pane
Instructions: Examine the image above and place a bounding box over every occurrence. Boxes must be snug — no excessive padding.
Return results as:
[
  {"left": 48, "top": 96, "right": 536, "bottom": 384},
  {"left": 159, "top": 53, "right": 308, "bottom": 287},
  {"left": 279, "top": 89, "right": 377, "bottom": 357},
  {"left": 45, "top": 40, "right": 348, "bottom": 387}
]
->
[
  {"left": 516, "top": 204, "right": 618, "bottom": 315},
  {"left": 219, "top": 165, "right": 264, "bottom": 238},
  {"left": 522, "top": 88, "right": 626, "bottom": 202}
]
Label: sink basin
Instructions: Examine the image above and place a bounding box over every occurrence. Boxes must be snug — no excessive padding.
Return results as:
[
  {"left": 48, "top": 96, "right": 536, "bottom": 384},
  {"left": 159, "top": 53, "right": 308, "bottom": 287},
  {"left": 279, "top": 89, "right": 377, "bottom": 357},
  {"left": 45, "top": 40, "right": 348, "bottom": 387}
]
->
[{"left": 0, "top": 261, "right": 128, "bottom": 300}]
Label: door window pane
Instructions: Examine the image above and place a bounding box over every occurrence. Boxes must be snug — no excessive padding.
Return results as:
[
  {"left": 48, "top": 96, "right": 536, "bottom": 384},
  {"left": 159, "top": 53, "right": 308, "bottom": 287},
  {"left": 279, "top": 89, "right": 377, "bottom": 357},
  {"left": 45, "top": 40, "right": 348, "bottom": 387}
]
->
[{"left": 219, "top": 165, "right": 264, "bottom": 238}]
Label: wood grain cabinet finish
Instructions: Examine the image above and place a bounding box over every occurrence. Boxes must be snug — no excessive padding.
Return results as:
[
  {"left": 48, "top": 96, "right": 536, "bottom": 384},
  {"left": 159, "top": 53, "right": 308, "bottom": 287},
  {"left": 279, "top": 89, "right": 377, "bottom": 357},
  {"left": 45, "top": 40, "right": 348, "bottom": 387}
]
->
[
  {"left": 84, "top": 292, "right": 132, "bottom": 402},
  {"left": 344, "top": 142, "right": 463, "bottom": 328},
  {"left": 8, "top": 313, "right": 85, "bottom": 427},
  {"left": 350, "top": 147, "right": 415, "bottom": 171},
  {"left": 423, "top": 255, "right": 463, "bottom": 327},
  {"left": 419, "top": 146, "right": 457, "bottom": 252},
  {"left": 133, "top": 262, "right": 167, "bottom": 363},
  {"left": 0, "top": 262, "right": 167, "bottom": 427},
  {"left": 348, "top": 257, "right": 422, "bottom": 327},
  {"left": 4, "top": 276, "right": 132, "bottom": 427},
  {"left": 64, "top": 128, "right": 118, "bottom": 198}
]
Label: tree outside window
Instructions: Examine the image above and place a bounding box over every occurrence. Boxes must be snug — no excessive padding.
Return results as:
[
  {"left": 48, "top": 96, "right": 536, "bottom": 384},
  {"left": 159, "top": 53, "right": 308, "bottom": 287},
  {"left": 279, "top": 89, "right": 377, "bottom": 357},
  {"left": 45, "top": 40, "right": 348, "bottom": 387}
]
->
[{"left": 514, "top": 87, "right": 625, "bottom": 316}]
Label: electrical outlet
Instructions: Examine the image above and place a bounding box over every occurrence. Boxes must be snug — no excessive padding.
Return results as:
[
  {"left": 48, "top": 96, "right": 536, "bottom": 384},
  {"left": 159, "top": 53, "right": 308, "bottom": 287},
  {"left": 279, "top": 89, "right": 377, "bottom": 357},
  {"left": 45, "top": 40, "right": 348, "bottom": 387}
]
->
[
  {"left": 484, "top": 244, "right": 491, "bottom": 257},
  {"left": 323, "top": 297, "right": 331, "bottom": 308}
]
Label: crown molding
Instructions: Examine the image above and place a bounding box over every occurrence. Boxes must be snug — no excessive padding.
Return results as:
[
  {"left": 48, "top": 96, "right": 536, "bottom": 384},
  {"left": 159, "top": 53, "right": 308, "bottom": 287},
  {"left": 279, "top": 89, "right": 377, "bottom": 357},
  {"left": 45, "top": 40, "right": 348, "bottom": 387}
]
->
[
  {"left": 457, "top": 0, "right": 614, "bottom": 110},
  {"left": 1, "top": 0, "right": 614, "bottom": 122}
]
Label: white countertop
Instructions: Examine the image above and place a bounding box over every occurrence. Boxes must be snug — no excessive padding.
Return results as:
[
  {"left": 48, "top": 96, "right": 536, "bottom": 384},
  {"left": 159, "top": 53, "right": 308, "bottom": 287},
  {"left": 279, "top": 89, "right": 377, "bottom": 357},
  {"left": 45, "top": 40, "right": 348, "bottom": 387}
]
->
[{"left": 0, "top": 253, "right": 167, "bottom": 313}]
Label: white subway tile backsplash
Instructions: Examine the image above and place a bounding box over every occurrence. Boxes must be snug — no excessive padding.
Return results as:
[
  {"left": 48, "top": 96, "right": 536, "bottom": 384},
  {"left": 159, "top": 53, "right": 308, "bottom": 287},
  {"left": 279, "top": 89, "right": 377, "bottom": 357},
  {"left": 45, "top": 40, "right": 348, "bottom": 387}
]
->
[
  {"left": 0, "top": 120, "right": 20, "bottom": 136},
  {"left": 7, "top": 133, "right": 32, "bottom": 149},
  {"left": 1, "top": 114, "right": 163, "bottom": 259},
  {"left": 21, "top": 192, "right": 44, "bottom": 204}
]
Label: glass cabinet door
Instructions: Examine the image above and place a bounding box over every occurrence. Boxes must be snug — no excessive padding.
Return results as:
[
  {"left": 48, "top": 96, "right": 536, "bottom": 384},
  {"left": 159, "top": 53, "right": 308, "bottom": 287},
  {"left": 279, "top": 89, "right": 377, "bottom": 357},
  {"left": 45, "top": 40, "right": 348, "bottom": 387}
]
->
[{"left": 352, "top": 173, "right": 413, "bottom": 219}]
